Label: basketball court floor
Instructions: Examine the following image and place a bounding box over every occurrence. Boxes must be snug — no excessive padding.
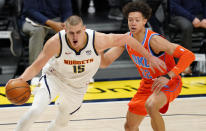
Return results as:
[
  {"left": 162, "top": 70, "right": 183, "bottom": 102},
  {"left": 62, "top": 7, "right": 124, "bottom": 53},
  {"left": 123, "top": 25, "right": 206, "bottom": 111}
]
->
[{"left": 0, "top": 76, "right": 206, "bottom": 131}]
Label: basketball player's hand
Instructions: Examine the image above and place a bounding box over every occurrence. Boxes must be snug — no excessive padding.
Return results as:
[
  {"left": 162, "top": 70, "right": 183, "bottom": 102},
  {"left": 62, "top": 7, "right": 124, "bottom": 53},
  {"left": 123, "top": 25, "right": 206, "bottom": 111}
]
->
[
  {"left": 52, "top": 22, "right": 64, "bottom": 32},
  {"left": 148, "top": 55, "right": 166, "bottom": 73},
  {"left": 151, "top": 76, "right": 169, "bottom": 94},
  {"left": 6, "top": 77, "right": 25, "bottom": 85},
  {"left": 6, "top": 78, "right": 20, "bottom": 87}
]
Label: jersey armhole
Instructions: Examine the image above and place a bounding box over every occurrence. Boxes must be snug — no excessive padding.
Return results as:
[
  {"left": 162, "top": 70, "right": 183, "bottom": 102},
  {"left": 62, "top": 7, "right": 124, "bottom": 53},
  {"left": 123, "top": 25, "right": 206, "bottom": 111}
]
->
[
  {"left": 148, "top": 34, "right": 164, "bottom": 57},
  {"left": 92, "top": 31, "right": 99, "bottom": 56},
  {"left": 56, "top": 32, "right": 63, "bottom": 58}
]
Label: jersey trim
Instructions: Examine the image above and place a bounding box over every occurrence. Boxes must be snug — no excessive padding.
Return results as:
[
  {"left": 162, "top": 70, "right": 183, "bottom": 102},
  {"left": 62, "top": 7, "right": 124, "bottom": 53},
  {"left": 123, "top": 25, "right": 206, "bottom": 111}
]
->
[
  {"left": 142, "top": 29, "right": 148, "bottom": 46},
  {"left": 64, "top": 32, "right": 89, "bottom": 55},
  {"left": 40, "top": 75, "right": 51, "bottom": 100},
  {"left": 92, "top": 31, "right": 98, "bottom": 56},
  {"left": 56, "top": 32, "right": 63, "bottom": 58},
  {"left": 148, "top": 33, "right": 165, "bottom": 57}
]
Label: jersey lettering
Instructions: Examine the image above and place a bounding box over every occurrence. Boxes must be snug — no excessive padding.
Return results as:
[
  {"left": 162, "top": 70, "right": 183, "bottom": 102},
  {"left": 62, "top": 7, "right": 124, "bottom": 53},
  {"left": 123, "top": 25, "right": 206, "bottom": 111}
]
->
[
  {"left": 132, "top": 55, "right": 150, "bottom": 68},
  {"left": 64, "top": 59, "right": 94, "bottom": 65},
  {"left": 140, "top": 68, "right": 153, "bottom": 79}
]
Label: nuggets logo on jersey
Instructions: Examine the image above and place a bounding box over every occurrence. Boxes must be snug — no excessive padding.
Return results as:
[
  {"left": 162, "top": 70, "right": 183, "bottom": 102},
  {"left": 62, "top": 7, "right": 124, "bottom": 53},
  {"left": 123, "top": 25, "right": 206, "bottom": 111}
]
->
[{"left": 64, "top": 59, "right": 94, "bottom": 65}]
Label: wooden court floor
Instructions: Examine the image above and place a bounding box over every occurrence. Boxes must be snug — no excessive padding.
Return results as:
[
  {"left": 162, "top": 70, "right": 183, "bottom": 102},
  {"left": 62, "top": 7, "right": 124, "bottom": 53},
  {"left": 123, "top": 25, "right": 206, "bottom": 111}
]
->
[{"left": 0, "top": 97, "right": 206, "bottom": 131}]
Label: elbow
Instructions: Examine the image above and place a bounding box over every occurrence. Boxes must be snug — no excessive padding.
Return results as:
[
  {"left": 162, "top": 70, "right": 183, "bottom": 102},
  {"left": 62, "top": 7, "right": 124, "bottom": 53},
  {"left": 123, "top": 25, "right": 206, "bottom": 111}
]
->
[
  {"left": 100, "top": 63, "right": 109, "bottom": 69},
  {"left": 191, "top": 52, "right": 196, "bottom": 62},
  {"left": 100, "top": 60, "right": 111, "bottom": 69}
]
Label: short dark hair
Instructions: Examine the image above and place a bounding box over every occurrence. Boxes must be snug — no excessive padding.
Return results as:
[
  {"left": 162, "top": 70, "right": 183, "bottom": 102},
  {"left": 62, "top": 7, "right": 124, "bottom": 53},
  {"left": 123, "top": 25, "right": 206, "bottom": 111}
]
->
[{"left": 122, "top": 1, "right": 152, "bottom": 20}]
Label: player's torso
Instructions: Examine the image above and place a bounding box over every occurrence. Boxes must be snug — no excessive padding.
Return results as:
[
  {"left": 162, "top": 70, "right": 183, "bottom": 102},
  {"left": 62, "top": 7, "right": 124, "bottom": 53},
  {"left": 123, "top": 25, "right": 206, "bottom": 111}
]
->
[
  {"left": 125, "top": 29, "right": 176, "bottom": 80},
  {"left": 43, "top": 29, "right": 100, "bottom": 87}
]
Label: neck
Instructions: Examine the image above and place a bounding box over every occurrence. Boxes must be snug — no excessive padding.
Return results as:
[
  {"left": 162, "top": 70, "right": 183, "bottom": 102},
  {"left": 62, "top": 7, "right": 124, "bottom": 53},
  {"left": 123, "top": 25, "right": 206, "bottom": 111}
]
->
[
  {"left": 68, "top": 33, "right": 87, "bottom": 52},
  {"left": 133, "top": 28, "right": 146, "bottom": 43}
]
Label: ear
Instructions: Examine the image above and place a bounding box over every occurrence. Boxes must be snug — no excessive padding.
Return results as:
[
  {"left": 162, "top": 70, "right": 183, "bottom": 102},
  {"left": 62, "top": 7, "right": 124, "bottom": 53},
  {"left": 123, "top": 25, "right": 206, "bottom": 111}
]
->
[
  {"left": 62, "top": 23, "right": 66, "bottom": 28},
  {"left": 83, "top": 25, "right": 86, "bottom": 30},
  {"left": 143, "top": 18, "right": 147, "bottom": 25},
  {"left": 64, "top": 24, "right": 68, "bottom": 32}
]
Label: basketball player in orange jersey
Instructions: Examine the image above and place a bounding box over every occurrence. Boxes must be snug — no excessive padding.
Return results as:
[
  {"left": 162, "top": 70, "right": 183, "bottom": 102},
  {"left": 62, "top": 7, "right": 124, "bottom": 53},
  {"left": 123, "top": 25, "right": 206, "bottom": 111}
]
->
[
  {"left": 100, "top": 1, "right": 195, "bottom": 131},
  {"left": 6, "top": 15, "right": 166, "bottom": 131}
]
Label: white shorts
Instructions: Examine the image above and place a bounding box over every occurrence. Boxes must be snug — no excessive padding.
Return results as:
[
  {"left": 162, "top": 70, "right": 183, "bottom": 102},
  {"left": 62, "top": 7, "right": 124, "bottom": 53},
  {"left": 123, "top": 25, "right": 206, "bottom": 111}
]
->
[{"left": 37, "top": 74, "right": 86, "bottom": 115}]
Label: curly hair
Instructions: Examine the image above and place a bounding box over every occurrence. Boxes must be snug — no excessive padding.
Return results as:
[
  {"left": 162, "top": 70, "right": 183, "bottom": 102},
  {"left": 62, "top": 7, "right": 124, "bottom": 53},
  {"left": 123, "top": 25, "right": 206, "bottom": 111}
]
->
[{"left": 122, "top": 1, "right": 152, "bottom": 20}]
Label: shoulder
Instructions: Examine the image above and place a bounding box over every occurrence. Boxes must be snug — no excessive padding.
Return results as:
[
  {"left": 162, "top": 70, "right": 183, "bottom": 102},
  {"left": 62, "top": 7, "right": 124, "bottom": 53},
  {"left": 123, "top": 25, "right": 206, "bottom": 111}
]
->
[
  {"left": 150, "top": 35, "right": 162, "bottom": 43},
  {"left": 44, "top": 33, "right": 60, "bottom": 53}
]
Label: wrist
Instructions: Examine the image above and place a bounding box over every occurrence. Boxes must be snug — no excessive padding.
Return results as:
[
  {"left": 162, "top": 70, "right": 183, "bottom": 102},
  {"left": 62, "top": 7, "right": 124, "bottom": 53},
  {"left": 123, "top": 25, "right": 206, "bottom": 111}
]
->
[
  {"left": 18, "top": 76, "right": 26, "bottom": 81},
  {"left": 145, "top": 53, "right": 152, "bottom": 61}
]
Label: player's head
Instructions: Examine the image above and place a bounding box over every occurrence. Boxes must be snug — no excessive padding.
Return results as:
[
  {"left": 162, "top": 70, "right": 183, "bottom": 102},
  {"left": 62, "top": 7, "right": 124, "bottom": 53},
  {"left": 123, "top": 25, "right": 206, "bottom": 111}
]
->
[
  {"left": 123, "top": 1, "right": 152, "bottom": 34},
  {"left": 65, "top": 15, "right": 86, "bottom": 48}
]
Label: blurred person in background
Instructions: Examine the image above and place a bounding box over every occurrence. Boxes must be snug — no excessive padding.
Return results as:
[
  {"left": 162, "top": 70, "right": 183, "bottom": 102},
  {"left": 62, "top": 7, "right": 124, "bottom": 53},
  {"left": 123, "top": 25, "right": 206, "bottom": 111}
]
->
[
  {"left": 170, "top": 0, "right": 206, "bottom": 74},
  {"left": 107, "top": 0, "right": 131, "bottom": 20},
  {"left": 20, "top": 0, "right": 73, "bottom": 66}
]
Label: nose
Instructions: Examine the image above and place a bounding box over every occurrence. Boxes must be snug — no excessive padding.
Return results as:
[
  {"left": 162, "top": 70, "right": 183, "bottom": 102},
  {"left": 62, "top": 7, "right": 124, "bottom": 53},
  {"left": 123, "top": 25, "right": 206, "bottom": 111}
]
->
[{"left": 73, "top": 33, "right": 78, "bottom": 40}]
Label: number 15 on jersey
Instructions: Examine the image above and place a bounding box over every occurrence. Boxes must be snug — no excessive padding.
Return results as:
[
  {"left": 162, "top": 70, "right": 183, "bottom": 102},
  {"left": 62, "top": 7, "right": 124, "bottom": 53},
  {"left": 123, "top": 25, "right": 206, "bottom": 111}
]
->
[{"left": 73, "top": 65, "right": 85, "bottom": 73}]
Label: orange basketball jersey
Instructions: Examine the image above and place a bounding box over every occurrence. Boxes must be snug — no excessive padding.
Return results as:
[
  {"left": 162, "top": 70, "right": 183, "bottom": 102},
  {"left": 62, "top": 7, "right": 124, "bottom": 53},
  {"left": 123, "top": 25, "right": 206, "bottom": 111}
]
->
[{"left": 125, "top": 29, "right": 176, "bottom": 80}]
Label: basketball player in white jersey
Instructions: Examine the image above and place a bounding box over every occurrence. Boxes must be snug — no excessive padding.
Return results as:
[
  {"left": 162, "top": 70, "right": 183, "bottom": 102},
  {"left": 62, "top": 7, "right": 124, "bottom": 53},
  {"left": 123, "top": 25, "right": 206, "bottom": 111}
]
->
[{"left": 7, "top": 15, "right": 166, "bottom": 131}]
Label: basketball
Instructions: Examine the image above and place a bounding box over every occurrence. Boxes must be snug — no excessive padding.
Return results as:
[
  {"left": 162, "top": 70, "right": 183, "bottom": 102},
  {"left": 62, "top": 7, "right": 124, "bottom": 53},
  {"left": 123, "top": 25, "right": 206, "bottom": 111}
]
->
[{"left": 5, "top": 79, "right": 31, "bottom": 105}]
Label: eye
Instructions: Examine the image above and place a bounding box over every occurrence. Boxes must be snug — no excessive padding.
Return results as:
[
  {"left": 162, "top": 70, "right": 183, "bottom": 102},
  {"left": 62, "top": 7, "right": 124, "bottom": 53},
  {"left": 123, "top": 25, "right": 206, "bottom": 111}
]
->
[
  {"left": 77, "top": 30, "right": 81, "bottom": 34},
  {"left": 69, "top": 32, "right": 74, "bottom": 35}
]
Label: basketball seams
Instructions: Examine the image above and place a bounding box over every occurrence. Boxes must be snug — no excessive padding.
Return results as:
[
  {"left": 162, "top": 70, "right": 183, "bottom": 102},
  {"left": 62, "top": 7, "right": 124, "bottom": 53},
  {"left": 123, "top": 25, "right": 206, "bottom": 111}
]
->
[
  {"left": 13, "top": 91, "right": 31, "bottom": 105},
  {"left": 6, "top": 86, "right": 30, "bottom": 93},
  {"left": 7, "top": 90, "right": 31, "bottom": 101}
]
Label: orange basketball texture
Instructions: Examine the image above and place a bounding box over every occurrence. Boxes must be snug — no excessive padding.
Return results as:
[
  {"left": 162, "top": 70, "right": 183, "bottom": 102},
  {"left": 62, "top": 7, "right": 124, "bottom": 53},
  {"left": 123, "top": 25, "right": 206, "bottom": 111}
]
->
[{"left": 5, "top": 79, "right": 31, "bottom": 105}]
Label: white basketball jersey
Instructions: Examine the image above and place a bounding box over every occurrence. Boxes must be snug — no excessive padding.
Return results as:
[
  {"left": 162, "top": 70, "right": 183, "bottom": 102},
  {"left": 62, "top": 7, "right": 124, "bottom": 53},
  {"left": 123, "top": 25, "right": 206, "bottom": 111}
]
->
[{"left": 42, "top": 29, "right": 101, "bottom": 88}]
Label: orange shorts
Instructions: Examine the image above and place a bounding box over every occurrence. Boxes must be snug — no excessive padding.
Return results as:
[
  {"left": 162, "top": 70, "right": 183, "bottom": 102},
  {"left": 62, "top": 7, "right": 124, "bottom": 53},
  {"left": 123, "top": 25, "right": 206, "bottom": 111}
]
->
[{"left": 128, "top": 76, "right": 182, "bottom": 116}]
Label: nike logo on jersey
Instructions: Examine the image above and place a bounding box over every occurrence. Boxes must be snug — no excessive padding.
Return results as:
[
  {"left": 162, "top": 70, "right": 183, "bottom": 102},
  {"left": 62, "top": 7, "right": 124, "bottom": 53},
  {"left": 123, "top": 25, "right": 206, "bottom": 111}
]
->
[
  {"left": 86, "top": 50, "right": 92, "bottom": 55},
  {"left": 64, "top": 59, "right": 94, "bottom": 65},
  {"left": 131, "top": 55, "right": 150, "bottom": 68}
]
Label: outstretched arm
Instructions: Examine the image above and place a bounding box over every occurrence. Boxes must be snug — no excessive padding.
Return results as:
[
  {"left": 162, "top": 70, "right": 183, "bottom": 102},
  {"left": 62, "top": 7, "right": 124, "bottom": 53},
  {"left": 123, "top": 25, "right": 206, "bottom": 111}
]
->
[
  {"left": 100, "top": 46, "right": 125, "bottom": 68},
  {"left": 95, "top": 32, "right": 166, "bottom": 72}
]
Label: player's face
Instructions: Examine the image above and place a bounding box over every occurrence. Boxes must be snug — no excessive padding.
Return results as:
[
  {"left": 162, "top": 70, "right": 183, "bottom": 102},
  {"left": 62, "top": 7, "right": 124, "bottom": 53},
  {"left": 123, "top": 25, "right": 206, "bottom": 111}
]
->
[
  {"left": 128, "top": 12, "right": 147, "bottom": 34},
  {"left": 65, "top": 23, "right": 86, "bottom": 48}
]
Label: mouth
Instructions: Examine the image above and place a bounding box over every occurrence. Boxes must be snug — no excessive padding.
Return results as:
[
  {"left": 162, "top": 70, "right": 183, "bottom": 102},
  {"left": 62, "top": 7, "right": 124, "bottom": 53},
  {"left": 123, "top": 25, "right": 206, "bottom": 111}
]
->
[
  {"left": 73, "top": 40, "right": 78, "bottom": 44},
  {"left": 131, "top": 27, "right": 136, "bottom": 31}
]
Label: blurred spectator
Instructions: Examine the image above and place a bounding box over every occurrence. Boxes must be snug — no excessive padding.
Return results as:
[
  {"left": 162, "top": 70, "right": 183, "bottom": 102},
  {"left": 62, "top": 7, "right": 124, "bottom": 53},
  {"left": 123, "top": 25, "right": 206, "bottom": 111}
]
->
[
  {"left": 108, "top": 0, "right": 131, "bottom": 20},
  {"left": 20, "top": 0, "right": 72, "bottom": 65},
  {"left": 0, "top": 0, "right": 5, "bottom": 10},
  {"left": 146, "top": 0, "right": 164, "bottom": 34},
  {"left": 170, "top": 0, "right": 206, "bottom": 51},
  {"left": 170, "top": 0, "right": 206, "bottom": 75}
]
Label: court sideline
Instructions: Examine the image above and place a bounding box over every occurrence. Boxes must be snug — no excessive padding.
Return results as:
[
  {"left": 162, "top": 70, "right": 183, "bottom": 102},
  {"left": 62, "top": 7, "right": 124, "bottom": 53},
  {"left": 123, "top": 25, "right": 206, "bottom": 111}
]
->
[{"left": 0, "top": 97, "right": 206, "bottom": 131}]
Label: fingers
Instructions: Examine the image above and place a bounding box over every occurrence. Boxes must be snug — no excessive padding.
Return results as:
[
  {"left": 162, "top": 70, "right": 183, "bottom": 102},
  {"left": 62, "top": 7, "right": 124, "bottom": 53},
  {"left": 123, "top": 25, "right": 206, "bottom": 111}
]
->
[
  {"left": 150, "top": 57, "right": 166, "bottom": 73},
  {"left": 151, "top": 78, "right": 165, "bottom": 94},
  {"left": 156, "top": 61, "right": 166, "bottom": 73},
  {"left": 151, "top": 78, "right": 158, "bottom": 91},
  {"left": 156, "top": 63, "right": 164, "bottom": 73},
  {"left": 160, "top": 61, "right": 167, "bottom": 71},
  {"left": 154, "top": 84, "right": 162, "bottom": 94}
]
